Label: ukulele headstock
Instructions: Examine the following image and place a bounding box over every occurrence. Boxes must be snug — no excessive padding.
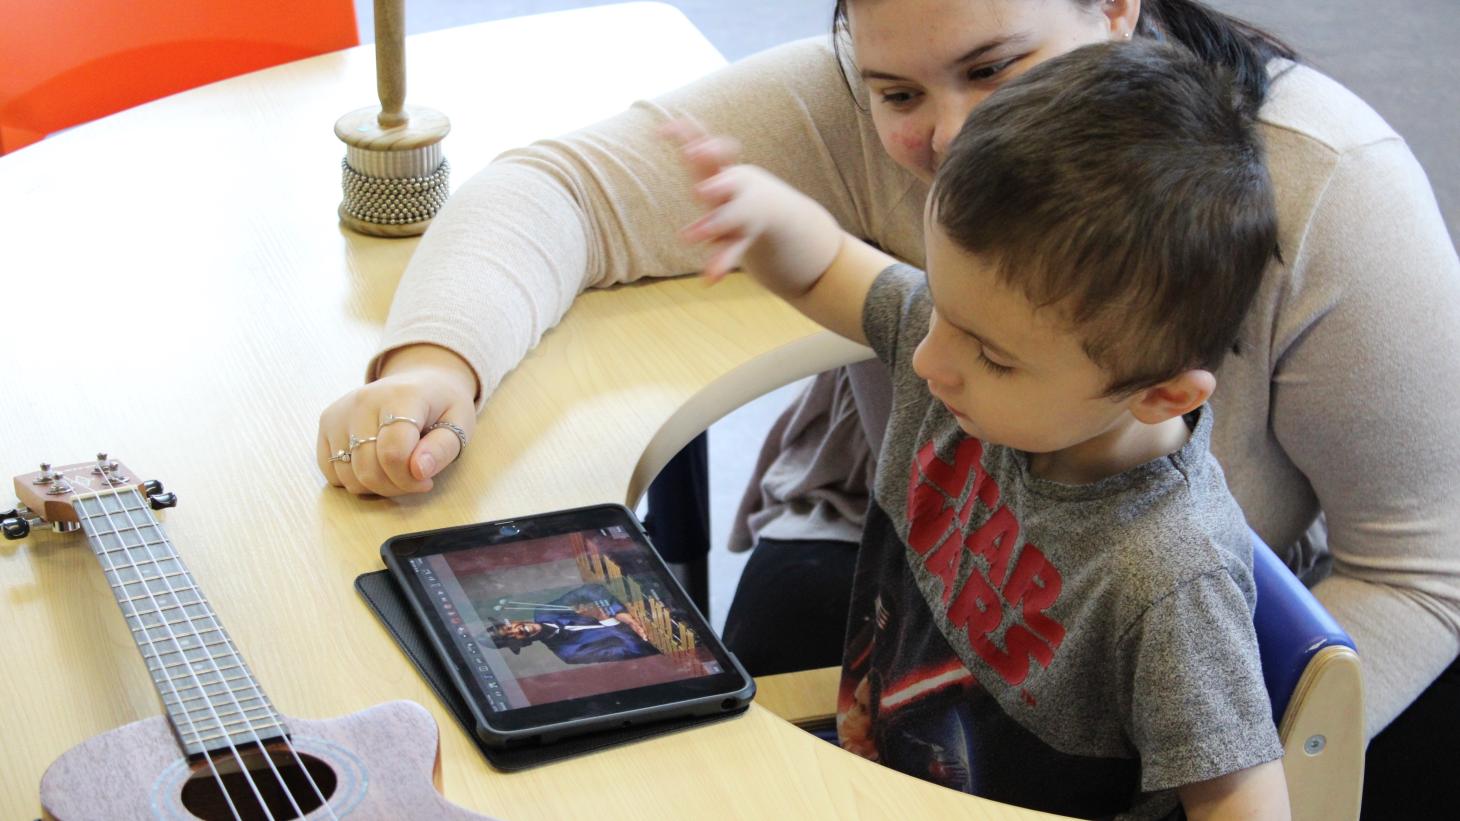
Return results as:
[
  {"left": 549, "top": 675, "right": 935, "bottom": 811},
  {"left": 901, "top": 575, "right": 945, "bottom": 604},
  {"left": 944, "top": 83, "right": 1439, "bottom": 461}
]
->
[{"left": 5, "top": 455, "right": 175, "bottom": 539}]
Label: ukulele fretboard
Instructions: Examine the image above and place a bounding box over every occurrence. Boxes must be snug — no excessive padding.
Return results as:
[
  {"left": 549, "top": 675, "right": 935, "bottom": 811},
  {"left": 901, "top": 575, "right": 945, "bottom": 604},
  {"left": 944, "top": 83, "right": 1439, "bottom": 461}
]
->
[{"left": 75, "top": 488, "right": 288, "bottom": 758}]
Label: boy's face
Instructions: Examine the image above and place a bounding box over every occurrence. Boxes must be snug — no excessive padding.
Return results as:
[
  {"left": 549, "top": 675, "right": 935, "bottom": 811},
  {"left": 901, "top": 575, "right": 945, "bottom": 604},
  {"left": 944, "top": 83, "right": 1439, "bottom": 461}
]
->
[{"left": 914, "top": 221, "right": 1135, "bottom": 455}]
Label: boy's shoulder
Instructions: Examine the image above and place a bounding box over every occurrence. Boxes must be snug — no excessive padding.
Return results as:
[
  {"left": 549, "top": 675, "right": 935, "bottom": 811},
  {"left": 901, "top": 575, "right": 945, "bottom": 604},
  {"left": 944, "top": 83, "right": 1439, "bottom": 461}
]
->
[{"left": 1094, "top": 459, "right": 1259, "bottom": 627}]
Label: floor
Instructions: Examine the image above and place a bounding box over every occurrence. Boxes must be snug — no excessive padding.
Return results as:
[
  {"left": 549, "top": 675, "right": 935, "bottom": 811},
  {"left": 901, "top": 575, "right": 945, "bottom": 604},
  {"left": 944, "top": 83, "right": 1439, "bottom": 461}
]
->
[{"left": 359, "top": 0, "right": 1459, "bottom": 631}]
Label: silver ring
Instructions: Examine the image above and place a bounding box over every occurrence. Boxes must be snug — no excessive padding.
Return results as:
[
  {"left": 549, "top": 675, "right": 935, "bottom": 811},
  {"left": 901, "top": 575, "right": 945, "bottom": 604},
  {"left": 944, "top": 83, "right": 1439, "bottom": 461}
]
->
[
  {"left": 380, "top": 413, "right": 421, "bottom": 430},
  {"left": 329, "top": 449, "right": 352, "bottom": 464},
  {"left": 426, "top": 420, "right": 469, "bottom": 453},
  {"left": 348, "top": 434, "right": 378, "bottom": 452}
]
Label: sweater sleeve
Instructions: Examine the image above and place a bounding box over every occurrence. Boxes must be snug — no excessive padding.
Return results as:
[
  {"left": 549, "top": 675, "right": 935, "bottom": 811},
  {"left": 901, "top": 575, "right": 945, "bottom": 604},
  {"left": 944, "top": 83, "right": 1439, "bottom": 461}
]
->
[
  {"left": 1271, "top": 135, "right": 1460, "bottom": 734},
  {"left": 368, "top": 37, "right": 888, "bottom": 407}
]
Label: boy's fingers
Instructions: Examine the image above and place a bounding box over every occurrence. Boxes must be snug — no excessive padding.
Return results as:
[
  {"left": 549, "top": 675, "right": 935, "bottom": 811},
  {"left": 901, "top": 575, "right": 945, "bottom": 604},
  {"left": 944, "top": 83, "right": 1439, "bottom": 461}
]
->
[
  {"left": 658, "top": 117, "right": 707, "bottom": 145},
  {"left": 682, "top": 136, "right": 742, "bottom": 182},
  {"left": 682, "top": 208, "right": 738, "bottom": 243},
  {"left": 705, "top": 236, "right": 753, "bottom": 281}
]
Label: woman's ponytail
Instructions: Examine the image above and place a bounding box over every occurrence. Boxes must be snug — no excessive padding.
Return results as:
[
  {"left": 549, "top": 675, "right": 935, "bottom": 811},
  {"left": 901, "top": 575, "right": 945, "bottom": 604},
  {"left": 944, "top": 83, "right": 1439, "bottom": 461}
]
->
[{"left": 1137, "top": 0, "right": 1298, "bottom": 112}]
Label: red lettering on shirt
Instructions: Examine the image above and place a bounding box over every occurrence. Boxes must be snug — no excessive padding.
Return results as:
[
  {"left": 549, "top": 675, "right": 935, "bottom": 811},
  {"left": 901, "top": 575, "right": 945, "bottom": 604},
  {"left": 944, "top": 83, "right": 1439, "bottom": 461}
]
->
[
  {"left": 971, "top": 623, "right": 1055, "bottom": 686},
  {"left": 1003, "top": 544, "right": 1067, "bottom": 650},
  {"left": 946, "top": 564, "right": 1002, "bottom": 637},
  {"left": 903, "top": 437, "right": 1068, "bottom": 690},
  {"left": 967, "top": 505, "right": 1019, "bottom": 587}
]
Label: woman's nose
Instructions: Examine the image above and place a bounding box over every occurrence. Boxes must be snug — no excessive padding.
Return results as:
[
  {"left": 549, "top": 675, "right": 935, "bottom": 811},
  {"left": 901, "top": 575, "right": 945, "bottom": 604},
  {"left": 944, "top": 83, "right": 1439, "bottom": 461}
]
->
[{"left": 930, "top": 100, "right": 974, "bottom": 169}]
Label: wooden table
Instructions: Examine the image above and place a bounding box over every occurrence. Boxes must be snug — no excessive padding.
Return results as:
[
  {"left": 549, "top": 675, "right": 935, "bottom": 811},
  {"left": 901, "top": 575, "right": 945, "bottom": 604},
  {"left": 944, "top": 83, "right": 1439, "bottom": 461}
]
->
[{"left": 0, "top": 4, "right": 1056, "bottom": 818}]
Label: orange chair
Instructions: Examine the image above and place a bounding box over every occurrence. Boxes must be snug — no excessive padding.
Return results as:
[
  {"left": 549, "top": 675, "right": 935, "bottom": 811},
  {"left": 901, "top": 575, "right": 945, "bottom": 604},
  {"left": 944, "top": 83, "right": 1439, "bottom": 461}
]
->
[{"left": 0, "top": 0, "right": 358, "bottom": 153}]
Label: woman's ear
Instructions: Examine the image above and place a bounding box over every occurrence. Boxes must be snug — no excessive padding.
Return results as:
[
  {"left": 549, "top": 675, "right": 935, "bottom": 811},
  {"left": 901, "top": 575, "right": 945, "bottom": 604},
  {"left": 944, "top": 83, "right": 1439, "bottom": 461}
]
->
[
  {"left": 1127, "top": 368, "right": 1215, "bottom": 424},
  {"left": 1098, "top": 0, "right": 1143, "bottom": 40}
]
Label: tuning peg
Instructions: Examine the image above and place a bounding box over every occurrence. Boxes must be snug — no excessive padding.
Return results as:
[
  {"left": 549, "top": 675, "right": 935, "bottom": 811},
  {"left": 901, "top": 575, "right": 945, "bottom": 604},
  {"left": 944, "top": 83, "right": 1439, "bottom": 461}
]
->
[
  {"left": 141, "top": 479, "right": 165, "bottom": 497},
  {"left": 148, "top": 492, "right": 178, "bottom": 511},
  {"left": 2, "top": 516, "right": 30, "bottom": 540}
]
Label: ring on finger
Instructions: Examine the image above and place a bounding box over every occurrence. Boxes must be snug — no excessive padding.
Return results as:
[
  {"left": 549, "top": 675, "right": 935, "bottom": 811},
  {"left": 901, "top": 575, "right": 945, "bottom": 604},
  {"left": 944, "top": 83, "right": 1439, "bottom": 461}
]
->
[
  {"left": 426, "top": 420, "right": 469, "bottom": 453},
  {"left": 380, "top": 413, "right": 421, "bottom": 430},
  {"left": 348, "top": 434, "right": 378, "bottom": 452},
  {"left": 329, "top": 449, "right": 352, "bottom": 464}
]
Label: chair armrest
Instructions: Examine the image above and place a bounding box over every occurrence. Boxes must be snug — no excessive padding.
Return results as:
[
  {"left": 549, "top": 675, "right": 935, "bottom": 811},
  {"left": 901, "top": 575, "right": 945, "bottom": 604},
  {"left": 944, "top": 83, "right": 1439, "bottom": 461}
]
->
[{"left": 1278, "top": 645, "right": 1365, "bottom": 821}]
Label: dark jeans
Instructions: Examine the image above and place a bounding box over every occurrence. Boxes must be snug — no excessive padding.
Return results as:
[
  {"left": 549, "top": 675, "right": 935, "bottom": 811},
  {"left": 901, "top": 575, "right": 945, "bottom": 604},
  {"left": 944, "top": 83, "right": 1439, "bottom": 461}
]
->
[
  {"left": 722, "top": 534, "right": 1460, "bottom": 814},
  {"left": 721, "top": 537, "right": 859, "bottom": 677},
  {"left": 1361, "top": 652, "right": 1460, "bottom": 819}
]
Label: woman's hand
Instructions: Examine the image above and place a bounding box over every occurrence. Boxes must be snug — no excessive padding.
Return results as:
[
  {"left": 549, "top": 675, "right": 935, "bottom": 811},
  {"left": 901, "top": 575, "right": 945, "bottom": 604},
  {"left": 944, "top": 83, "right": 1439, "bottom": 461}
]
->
[{"left": 316, "top": 344, "right": 479, "bottom": 496}]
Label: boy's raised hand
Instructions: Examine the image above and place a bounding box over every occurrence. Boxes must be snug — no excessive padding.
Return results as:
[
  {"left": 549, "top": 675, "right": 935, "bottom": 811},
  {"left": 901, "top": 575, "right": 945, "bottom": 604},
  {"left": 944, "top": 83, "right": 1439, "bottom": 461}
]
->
[{"left": 661, "top": 119, "right": 843, "bottom": 296}]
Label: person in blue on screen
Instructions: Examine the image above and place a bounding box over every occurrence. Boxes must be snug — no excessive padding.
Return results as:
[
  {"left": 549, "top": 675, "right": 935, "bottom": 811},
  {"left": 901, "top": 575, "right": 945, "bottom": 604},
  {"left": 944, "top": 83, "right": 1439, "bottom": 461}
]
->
[{"left": 485, "top": 583, "right": 658, "bottom": 664}]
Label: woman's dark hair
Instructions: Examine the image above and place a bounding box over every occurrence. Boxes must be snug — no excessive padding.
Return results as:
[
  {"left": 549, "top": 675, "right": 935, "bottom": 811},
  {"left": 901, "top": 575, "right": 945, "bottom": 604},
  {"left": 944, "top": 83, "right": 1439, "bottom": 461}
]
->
[{"left": 832, "top": 0, "right": 1297, "bottom": 111}]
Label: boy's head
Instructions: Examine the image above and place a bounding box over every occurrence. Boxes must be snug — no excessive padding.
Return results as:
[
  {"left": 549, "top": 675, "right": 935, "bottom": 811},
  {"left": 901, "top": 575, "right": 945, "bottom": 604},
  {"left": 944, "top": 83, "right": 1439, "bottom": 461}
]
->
[{"left": 914, "top": 39, "right": 1276, "bottom": 456}]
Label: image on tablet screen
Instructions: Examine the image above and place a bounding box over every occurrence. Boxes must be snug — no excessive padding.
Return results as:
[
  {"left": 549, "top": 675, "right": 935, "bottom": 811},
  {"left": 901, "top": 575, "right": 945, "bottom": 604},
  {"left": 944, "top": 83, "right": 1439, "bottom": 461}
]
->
[{"left": 408, "top": 525, "right": 722, "bottom": 711}]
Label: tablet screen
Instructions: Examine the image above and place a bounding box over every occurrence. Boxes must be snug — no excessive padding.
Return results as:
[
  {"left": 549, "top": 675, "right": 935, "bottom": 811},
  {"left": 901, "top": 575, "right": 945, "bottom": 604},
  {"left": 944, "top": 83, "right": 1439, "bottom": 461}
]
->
[{"left": 391, "top": 506, "right": 745, "bottom": 734}]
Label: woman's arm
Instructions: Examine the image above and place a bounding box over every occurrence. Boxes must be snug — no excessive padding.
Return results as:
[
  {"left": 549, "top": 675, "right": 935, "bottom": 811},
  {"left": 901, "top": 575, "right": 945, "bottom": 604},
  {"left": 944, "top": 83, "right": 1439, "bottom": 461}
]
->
[
  {"left": 1270, "top": 133, "right": 1460, "bottom": 734},
  {"left": 324, "top": 38, "right": 899, "bottom": 495},
  {"left": 372, "top": 37, "right": 885, "bottom": 405}
]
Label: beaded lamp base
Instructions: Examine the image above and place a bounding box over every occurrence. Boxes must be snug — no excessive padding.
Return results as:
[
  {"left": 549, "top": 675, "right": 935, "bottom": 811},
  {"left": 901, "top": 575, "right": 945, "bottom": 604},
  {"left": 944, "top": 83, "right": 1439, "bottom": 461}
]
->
[{"left": 335, "top": 104, "right": 451, "bottom": 238}]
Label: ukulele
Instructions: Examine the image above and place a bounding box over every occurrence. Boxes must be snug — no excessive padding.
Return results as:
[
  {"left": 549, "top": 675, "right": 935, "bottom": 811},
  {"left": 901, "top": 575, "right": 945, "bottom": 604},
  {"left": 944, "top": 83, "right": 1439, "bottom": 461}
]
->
[{"left": 6, "top": 457, "right": 492, "bottom": 820}]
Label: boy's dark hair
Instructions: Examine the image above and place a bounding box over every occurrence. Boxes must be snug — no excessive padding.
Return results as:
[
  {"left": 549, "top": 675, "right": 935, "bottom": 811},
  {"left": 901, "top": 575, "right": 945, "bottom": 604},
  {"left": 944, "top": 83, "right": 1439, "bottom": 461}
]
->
[{"left": 930, "top": 40, "right": 1277, "bottom": 396}]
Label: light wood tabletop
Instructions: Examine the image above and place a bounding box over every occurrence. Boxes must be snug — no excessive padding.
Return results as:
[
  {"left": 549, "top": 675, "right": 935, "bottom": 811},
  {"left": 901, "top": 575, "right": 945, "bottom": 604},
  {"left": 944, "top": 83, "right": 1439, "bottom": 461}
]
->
[{"left": 0, "top": 4, "right": 1060, "bottom": 818}]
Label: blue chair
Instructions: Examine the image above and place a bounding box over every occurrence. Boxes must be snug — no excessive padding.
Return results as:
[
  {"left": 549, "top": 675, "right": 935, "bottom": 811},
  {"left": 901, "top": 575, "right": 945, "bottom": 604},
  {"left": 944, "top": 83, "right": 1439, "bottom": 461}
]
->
[{"left": 1249, "top": 529, "right": 1365, "bottom": 821}]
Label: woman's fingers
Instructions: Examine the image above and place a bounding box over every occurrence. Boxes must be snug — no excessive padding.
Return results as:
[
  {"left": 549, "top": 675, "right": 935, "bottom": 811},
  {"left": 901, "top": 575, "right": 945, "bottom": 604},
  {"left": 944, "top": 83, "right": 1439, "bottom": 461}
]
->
[
  {"left": 316, "top": 370, "right": 475, "bottom": 497},
  {"left": 316, "top": 426, "right": 345, "bottom": 488},
  {"left": 346, "top": 400, "right": 435, "bottom": 497},
  {"left": 410, "top": 402, "right": 474, "bottom": 482}
]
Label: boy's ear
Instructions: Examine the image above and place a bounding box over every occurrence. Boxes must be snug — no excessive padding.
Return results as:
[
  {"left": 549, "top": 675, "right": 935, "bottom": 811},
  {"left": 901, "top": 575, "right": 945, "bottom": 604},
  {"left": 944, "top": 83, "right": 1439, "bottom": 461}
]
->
[{"left": 1127, "top": 369, "right": 1215, "bottom": 425}]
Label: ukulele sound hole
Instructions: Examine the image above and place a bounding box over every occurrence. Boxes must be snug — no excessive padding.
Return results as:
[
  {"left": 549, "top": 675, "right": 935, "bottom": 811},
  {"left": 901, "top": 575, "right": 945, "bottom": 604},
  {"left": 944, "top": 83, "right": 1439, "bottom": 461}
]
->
[{"left": 180, "top": 748, "right": 337, "bottom": 820}]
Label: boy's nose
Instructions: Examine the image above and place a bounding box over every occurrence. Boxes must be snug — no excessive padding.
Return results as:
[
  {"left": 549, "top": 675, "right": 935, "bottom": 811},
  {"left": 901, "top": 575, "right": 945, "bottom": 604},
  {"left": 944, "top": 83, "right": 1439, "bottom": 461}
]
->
[{"left": 912, "top": 333, "right": 955, "bottom": 389}]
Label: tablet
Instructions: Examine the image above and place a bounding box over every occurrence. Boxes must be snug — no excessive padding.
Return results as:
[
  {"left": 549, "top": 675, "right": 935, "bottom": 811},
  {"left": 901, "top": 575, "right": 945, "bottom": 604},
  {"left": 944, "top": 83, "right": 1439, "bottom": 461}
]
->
[{"left": 381, "top": 503, "right": 755, "bottom": 747}]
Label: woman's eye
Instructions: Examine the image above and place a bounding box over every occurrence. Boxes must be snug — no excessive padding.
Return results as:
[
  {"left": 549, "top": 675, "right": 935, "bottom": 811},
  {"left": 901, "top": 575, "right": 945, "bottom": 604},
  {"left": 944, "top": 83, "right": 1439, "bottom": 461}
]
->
[
  {"left": 877, "top": 89, "right": 919, "bottom": 109},
  {"left": 968, "top": 58, "right": 1016, "bottom": 83}
]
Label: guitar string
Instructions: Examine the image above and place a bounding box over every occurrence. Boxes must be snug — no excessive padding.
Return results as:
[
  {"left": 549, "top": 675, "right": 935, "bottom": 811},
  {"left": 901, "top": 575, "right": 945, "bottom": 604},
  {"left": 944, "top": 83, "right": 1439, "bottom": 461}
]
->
[
  {"left": 102, "top": 484, "right": 342, "bottom": 821},
  {"left": 76, "top": 488, "right": 257, "bottom": 821},
  {"left": 94, "top": 485, "right": 325, "bottom": 821}
]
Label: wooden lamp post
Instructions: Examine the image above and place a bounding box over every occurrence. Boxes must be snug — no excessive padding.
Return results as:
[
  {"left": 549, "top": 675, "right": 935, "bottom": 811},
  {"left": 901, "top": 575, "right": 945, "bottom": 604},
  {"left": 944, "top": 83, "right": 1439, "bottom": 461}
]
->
[{"left": 335, "top": 0, "right": 451, "bottom": 237}]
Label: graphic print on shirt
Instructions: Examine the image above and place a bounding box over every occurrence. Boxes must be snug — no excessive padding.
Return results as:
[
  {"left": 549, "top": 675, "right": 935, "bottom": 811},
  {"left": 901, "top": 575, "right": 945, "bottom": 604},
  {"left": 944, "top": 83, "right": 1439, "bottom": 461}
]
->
[
  {"left": 906, "top": 437, "right": 1066, "bottom": 690},
  {"left": 834, "top": 435, "right": 1131, "bottom": 811}
]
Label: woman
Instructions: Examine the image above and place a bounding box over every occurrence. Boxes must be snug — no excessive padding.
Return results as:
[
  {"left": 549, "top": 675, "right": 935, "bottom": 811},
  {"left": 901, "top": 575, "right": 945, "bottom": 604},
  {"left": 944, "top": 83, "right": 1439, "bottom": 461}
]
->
[{"left": 318, "top": 0, "right": 1459, "bottom": 811}]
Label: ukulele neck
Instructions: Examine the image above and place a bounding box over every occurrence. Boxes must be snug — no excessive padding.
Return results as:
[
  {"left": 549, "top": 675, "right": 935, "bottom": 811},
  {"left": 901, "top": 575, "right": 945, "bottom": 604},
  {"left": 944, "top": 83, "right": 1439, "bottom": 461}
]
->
[{"left": 76, "top": 487, "right": 288, "bottom": 758}]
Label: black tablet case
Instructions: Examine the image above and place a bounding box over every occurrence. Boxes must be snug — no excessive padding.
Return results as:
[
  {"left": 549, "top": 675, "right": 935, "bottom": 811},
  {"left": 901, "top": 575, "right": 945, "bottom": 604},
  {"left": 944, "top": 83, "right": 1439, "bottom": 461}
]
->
[{"left": 354, "top": 569, "right": 748, "bottom": 771}]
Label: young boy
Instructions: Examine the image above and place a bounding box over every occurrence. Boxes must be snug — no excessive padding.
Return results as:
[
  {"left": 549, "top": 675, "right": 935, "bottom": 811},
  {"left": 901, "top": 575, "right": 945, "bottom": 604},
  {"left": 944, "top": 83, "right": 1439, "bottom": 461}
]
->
[{"left": 669, "top": 41, "right": 1288, "bottom": 820}]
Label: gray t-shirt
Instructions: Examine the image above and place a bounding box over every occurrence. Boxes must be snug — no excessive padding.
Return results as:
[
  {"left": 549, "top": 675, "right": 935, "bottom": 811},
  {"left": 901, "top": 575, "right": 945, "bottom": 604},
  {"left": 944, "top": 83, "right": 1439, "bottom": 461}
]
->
[{"left": 842, "top": 265, "right": 1282, "bottom": 818}]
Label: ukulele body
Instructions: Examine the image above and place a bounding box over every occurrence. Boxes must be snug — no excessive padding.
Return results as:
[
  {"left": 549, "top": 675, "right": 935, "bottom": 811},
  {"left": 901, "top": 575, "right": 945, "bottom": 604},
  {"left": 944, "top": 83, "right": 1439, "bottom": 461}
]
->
[{"left": 40, "top": 700, "right": 487, "bottom": 820}]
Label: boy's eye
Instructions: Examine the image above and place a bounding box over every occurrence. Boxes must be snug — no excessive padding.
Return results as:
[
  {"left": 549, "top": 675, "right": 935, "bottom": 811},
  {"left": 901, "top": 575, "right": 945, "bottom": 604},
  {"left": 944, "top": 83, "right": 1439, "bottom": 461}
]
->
[
  {"left": 968, "top": 58, "right": 1016, "bottom": 83},
  {"left": 976, "top": 351, "right": 1014, "bottom": 376}
]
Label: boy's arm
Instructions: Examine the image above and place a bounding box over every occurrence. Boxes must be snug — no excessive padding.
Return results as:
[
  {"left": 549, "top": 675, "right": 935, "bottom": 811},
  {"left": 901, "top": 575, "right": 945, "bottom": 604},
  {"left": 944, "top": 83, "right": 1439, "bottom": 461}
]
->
[
  {"left": 1177, "top": 758, "right": 1289, "bottom": 821},
  {"left": 666, "top": 120, "right": 899, "bottom": 345},
  {"left": 781, "top": 232, "right": 898, "bottom": 346}
]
